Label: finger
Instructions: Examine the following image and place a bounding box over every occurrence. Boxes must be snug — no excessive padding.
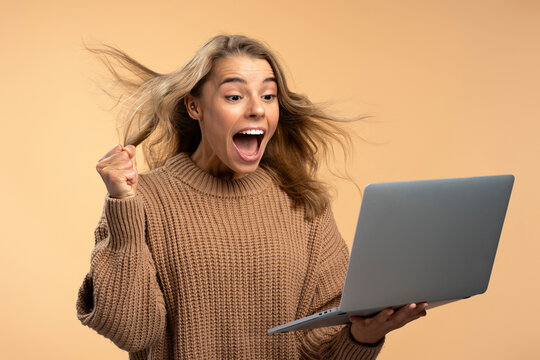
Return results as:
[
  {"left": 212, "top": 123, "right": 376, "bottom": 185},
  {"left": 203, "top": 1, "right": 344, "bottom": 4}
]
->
[
  {"left": 97, "top": 145, "right": 127, "bottom": 173},
  {"left": 123, "top": 145, "right": 137, "bottom": 170},
  {"left": 125, "top": 170, "right": 138, "bottom": 185},
  {"left": 389, "top": 303, "right": 418, "bottom": 326},
  {"left": 102, "top": 148, "right": 134, "bottom": 166},
  {"left": 118, "top": 168, "right": 138, "bottom": 184},
  {"left": 107, "top": 168, "right": 137, "bottom": 188},
  {"left": 349, "top": 316, "right": 367, "bottom": 325},
  {"left": 108, "top": 150, "right": 135, "bottom": 169},
  {"left": 349, "top": 307, "right": 393, "bottom": 323},
  {"left": 405, "top": 308, "right": 428, "bottom": 324},
  {"left": 123, "top": 145, "right": 136, "bottom": 159},
  {"left": 98, "top": 144, "right": 123, "bottom": 162},
  {"left": 403, "top": 302, "right": 428, "bottom": 319},
  {"left": 396, "top": 303, "right": 428, "bottom": 326},
  {"left": 97, "top": 151, "right": 134, "bottom": 173},
  {"left": 412, "top": 302, "right": 428, "bottom": 316},
  {"left": 370, "top": 308, "right": 395, "bottom": 326}
]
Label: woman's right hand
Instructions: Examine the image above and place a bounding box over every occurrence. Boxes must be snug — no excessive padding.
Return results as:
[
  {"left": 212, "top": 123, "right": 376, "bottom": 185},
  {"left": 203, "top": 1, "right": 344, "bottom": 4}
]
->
[{"left": 96, "top": 144, "right": 139, "bottom": 199}]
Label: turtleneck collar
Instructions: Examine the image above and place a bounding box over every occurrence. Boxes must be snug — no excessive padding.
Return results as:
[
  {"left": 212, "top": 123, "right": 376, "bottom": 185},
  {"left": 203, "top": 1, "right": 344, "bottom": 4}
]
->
[{"left": 163, "top": 152, "right": 272, "bottom": 197}]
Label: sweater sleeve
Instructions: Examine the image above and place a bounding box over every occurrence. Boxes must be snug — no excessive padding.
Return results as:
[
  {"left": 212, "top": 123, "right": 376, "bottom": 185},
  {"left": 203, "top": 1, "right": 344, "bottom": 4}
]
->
[
  {"left": 76, "top": 195, "right": 167, "bottom": 352},
  {"left": 295, "top": 208, "right": 384, "bottom": 359}
]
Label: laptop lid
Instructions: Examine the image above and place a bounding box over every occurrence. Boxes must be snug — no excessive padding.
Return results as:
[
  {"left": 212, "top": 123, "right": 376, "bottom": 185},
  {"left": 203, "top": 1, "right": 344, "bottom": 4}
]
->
[{"left": 339, "top": 174, "right": 514, "bottom": 312}]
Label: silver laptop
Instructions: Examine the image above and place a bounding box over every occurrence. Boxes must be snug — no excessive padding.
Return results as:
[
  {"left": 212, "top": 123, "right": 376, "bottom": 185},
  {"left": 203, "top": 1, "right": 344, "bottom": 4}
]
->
[{"left": 268, "top": 174, "right": 514, "bottom": 333}]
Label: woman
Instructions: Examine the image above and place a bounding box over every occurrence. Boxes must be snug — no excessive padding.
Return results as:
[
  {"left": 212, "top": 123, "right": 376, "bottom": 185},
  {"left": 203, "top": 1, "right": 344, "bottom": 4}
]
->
[{"left": 76, "top": 34, "right": 427, "bottom": 359}]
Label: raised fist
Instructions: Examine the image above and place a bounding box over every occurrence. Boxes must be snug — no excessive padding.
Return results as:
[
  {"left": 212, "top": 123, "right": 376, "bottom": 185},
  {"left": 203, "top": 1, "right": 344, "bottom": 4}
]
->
[{"left": 96, "top": 144, "right": 138, "bottom": 199}]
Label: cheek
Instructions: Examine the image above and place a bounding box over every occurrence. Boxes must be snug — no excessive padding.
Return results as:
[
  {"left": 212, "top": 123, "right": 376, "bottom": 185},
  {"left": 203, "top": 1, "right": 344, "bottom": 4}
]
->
[
  {"left": 269, "top": 109, "right": 279, "bottom": 134},
  {"left": 203, "top": 110, "right": 235, "bottom": 147},
  {"left": 204, "top": 107, "right": 226, "bottom": 134}
]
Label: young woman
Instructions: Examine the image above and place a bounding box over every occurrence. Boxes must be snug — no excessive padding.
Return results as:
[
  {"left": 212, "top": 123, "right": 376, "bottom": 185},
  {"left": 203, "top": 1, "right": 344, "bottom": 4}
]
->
[{"left": 76, "top": 34, "right": 427, "bottom": 359}]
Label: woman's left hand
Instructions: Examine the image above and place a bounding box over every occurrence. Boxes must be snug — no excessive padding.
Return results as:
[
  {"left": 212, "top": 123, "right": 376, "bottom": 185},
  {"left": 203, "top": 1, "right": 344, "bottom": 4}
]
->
[{"left": 349, "top": 302, "right": 428, "bottom": 345}]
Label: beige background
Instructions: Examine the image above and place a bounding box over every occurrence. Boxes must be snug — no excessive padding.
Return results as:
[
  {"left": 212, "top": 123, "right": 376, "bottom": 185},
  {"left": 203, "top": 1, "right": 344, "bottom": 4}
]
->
[{"left": 1, "top": 0, "right": 539, "bottom": 358}]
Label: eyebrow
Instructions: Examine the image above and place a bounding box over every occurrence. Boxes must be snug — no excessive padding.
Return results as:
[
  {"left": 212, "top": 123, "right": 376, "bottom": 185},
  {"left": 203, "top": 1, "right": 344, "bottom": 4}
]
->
[{"left": 218, "top": 77, "right": 277, "bottom": 87}]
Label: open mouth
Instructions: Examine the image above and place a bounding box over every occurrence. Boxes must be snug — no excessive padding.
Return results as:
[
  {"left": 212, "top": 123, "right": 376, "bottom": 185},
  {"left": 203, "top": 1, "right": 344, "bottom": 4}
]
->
[{"left": 232, "top": 129, "right": 265, "bottom": 158}]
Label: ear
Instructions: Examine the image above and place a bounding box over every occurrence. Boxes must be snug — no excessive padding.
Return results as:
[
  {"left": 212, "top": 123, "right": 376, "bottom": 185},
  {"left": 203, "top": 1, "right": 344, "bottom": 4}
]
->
[{"left": 184, "top": 94, "right": 201, "bottom": 120}]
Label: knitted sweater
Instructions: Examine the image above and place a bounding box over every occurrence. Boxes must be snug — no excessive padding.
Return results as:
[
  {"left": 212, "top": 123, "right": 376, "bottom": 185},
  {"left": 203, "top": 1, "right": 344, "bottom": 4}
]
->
[{"left": 76, "top": 152, "right": 384, "bottom": 359}]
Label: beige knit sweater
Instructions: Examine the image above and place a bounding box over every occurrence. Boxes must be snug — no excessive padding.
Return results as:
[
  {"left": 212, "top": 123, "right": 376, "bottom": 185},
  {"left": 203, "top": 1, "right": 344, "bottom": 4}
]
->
[{"left": 76, "top": 152, "right": 384, "bottom": 359}]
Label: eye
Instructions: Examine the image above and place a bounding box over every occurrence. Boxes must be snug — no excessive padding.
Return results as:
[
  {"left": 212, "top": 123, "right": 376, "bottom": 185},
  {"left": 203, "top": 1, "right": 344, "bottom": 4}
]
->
[
  {"left": 226, "top": 95, "right": 241, "bottom": 101},
  {"left": 262, "top": 94, "right": 277, "bottom": 101}
]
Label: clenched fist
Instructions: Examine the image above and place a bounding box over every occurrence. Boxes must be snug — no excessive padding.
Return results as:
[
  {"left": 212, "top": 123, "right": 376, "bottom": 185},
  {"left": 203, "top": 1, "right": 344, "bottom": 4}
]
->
[{"left": 96, "top": 144, "right": 138, "bottom": 199}]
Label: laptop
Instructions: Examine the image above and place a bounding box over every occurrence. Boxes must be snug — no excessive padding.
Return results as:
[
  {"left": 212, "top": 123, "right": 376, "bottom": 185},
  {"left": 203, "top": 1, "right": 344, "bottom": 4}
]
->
[{"left": 268, "top": 174, "right": 514, "bottom": 334}]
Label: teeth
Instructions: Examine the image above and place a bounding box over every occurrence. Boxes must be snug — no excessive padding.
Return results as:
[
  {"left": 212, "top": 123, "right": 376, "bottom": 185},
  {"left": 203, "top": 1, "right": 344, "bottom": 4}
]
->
[{"left": 239, "top": 129, "right": 264, "bottom": 135}]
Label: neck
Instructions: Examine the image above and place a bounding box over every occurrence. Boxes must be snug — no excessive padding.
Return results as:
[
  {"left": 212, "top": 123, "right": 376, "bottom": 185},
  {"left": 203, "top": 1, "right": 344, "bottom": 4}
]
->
[{"left": 190, "top": 144, "right": 246, "bottom": 180}]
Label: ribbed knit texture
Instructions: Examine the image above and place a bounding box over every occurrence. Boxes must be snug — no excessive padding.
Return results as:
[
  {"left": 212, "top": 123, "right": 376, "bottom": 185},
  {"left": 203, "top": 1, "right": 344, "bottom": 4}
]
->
[{"left": 76, "top": 152, "right": 384, "bottom": 359}]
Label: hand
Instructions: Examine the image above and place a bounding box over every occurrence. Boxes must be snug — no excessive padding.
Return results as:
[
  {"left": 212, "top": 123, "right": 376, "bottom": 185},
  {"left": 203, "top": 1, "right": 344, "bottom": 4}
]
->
[
  {"left": 96, "top": 144, "right": 138, "bottom": 199},
  {"left": 349, "top": 302, "right": 428, "bottom": 345}
]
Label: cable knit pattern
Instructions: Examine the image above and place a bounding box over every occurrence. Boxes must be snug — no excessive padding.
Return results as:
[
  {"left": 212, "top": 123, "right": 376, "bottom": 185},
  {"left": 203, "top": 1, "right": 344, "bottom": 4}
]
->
[{"left": 76, "top": 152, "right": 384, "bottom": 359}]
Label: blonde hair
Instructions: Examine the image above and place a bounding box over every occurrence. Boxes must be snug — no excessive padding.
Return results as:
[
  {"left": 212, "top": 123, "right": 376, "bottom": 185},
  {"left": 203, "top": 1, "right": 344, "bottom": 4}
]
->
[{"left": 88, "top": 34, "right": 363, "bottom": 219}]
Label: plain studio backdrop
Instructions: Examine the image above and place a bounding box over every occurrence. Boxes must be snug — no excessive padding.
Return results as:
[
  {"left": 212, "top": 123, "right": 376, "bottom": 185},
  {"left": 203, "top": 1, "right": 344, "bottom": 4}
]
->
[{"left": 1, "top": 1, "right": 539, "bottom": 359}]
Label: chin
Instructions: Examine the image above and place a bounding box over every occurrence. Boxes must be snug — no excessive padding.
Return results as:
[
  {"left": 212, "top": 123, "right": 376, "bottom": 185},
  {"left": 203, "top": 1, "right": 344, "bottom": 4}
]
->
[
  {"left": 229, "top": 160, "right": 261, "bottom": 178},
  {"left": 226, "top": 143, "right": 266, "bottom": 178}
]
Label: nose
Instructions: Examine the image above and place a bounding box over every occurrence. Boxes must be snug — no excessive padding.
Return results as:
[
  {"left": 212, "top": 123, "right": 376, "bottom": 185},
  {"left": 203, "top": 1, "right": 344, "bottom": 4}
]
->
[{"left": 247, "top": 96, "right": 265, "bottom": 119}]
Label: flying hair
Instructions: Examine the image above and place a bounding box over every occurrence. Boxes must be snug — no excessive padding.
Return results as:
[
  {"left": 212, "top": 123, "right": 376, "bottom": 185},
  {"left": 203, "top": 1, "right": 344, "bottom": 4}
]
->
[{"left": 86, "top": 34, "right": 367, "bottom": 220}]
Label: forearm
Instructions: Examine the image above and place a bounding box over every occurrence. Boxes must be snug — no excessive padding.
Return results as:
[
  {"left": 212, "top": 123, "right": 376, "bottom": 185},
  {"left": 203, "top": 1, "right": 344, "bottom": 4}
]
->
[
  {"left": 76, "top": 196, "right": 166, "bottom": 352},
  {"left": 297, "top": 208, "right": 384, "bottom": 359},
  {"left": 297, "top": 323, "right": 383, "bottom": 359}
]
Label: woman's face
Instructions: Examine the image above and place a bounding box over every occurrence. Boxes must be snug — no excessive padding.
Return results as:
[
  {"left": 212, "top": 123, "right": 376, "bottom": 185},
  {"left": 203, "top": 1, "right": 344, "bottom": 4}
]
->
[{"left": 186, "top": 56, "right": 279, "bottom": 179}]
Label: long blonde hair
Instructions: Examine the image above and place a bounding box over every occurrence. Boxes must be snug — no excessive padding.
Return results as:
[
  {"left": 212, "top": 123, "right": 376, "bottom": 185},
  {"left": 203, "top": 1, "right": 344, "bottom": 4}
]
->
[{"left": 88, "top": 34, "right": 363, "bottom": 219}]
